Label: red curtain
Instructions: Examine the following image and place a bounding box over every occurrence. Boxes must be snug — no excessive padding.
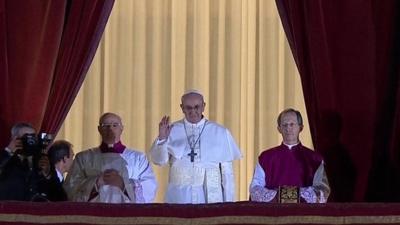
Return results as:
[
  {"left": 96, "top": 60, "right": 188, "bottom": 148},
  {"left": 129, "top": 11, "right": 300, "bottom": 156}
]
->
[
  {"left": 40, "top": 0, "right": 114, "bottom": 134},
  {"left": 276, "top": 0, "right": 400, "bottom": 201},
  {"left": 0, "top": 0, "right": 114, "bottom": 147}
]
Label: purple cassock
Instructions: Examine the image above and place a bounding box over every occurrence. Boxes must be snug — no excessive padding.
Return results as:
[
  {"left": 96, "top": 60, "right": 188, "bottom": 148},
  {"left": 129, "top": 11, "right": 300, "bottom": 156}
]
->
[{"left": 258, "top": 143, "right": 323, "bottom": 189}]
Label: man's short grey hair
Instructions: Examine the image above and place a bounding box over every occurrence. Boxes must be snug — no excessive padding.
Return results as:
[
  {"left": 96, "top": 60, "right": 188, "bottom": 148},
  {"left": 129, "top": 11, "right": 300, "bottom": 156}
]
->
[
  {"left": 277, "top": 108, "right": 303, "bottom": 126},
  {"left": 10, "top": 122, "right": 35, "bottom": 138}
]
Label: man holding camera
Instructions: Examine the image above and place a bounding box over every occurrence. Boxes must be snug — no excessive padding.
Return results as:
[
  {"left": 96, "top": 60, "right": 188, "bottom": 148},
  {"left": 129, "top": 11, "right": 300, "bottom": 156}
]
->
[{"left": 0, "top": 122, "right": 56, "bottom": 201}]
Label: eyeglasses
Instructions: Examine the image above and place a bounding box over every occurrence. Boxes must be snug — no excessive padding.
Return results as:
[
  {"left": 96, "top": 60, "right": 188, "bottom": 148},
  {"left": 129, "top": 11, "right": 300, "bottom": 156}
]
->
[
  {"left": 182, "top": 104, "right": 203, "bottom": 111},
  {"left": 280, "top": 123, "right": 299, "bottom": 128},
  {"left": 99, "top": 123, "right": 121, "bottom": 128}
]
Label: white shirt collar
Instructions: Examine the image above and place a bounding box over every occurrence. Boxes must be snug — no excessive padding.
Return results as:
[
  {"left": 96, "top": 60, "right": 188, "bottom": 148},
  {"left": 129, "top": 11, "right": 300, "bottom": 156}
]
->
[
  {"left": 56, "top": 169, "right": 64, "bottom": 182},
  {"left": 283, "top": 142, "right": 300, "bottom": 150}
]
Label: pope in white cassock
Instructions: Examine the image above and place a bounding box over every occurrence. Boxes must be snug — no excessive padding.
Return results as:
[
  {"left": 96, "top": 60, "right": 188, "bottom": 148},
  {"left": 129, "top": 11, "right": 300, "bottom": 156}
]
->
[
  {"left": 64, "top": 113, "right": 157, "bottom": 203},
  {"left": 150, "top": 90, "right": 242, "bottom": 204}
]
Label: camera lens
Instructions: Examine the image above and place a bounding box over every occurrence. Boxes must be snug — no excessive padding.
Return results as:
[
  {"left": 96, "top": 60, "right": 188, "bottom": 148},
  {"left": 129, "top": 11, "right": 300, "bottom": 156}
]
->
[{"left": 26, "top": 137, "right": 36, "bottom": 145}]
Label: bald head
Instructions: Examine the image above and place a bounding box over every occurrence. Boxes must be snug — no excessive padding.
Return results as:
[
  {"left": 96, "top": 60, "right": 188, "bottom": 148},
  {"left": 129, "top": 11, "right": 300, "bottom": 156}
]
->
[{"left": 99, "top": 112, "right": 122, "bottom": 125}]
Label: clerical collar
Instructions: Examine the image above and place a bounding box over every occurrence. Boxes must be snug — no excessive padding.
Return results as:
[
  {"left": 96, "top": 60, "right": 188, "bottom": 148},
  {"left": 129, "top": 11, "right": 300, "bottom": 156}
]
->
[
  {"left": 100, "top": 141, "right": 126, "bottom": 154},
  {"left": 183, "top": 117, "right": 207, "bottom": 127},
  {"left": 283, "top": 142, "right": 300, "bottom": 150}
]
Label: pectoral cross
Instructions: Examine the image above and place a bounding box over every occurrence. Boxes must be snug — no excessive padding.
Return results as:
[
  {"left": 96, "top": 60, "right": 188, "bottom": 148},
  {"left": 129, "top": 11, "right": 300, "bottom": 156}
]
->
[
  {"left": 183, "top": 120, "right": 208, "bottom": 163},
  {"left": 188, "top": 148, "right": 197, "bottom": 162}
]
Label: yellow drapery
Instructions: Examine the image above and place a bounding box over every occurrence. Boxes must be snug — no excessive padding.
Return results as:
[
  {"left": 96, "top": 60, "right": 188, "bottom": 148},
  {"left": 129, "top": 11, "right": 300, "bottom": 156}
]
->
[{"left": 57, "top": 0, "right": 311, "bottom": 202}]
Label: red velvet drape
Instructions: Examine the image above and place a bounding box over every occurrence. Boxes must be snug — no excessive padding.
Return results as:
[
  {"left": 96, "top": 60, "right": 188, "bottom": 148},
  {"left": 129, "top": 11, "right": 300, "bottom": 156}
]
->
[
  {"left": 0, "top": 0, "right": 114, "bottom": 147},
  {"left": 40, "top": 0, "right": 114, "bottom": 134},
  {"left": 276, "top": 0, "right": 400, "bottom": 201}
]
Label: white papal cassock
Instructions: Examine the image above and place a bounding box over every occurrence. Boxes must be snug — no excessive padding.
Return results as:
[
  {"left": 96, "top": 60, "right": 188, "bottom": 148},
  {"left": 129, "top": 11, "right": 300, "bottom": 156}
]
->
[
  {"left": 150, "top": 118, "right": 242, "bottom": 204},
  {"left": 64, "top": 148, "right": 157, "bottom": 203}
]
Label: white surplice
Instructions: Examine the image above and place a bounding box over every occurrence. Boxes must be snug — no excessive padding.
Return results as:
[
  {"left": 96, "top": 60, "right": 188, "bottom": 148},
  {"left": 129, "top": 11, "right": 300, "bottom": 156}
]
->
[
  {"left": 64, "top": 148, "right": 157, "bottom": 203},
  {"left": 150, "top": 118, "right": 242, "bottom": 204}
]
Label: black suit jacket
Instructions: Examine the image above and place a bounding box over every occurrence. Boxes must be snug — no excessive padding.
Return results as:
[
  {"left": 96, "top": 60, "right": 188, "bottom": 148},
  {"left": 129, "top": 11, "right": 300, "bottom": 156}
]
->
[
  {"left": 38, "top": 168, "right": 68, "bottom": 201},
  {"left": 0, "top": 153, "right": 67, "bottom": 201}
]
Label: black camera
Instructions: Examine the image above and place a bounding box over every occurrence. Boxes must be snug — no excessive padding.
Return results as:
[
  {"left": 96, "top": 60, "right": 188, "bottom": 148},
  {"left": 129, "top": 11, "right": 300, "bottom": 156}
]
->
[{"left": 20, "top": 133, "right": 53, "bottom": 156}]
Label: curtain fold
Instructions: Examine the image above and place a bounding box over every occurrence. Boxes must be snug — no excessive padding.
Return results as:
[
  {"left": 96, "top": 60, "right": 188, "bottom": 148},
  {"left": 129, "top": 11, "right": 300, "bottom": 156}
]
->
[
  {"left": 40, "top": 0, "right": 114, "bottom": 134},
  {"left": 0, "top": 0, "right": 114, "bottom": 147},
  {"left": 276, "top": 0, "right": 400, "bottom": 201},
  {"left": 0, "top": 0, "right": 66, "bottom": 147}
]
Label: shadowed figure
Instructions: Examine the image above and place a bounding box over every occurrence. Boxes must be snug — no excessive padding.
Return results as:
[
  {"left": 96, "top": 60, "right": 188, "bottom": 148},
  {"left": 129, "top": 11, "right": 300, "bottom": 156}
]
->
[{"left": 318, "top": 111, "right": 357, "bottom": 202}]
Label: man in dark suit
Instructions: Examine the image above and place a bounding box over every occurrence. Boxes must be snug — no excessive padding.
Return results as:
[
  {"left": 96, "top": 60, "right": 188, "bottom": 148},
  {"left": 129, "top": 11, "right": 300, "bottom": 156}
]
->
[
  {"left": 0, "top": 122, "right": 58, "bottom": 201},
  {"left": 45, "top": 140, "right": 75, "bottom": 201}
]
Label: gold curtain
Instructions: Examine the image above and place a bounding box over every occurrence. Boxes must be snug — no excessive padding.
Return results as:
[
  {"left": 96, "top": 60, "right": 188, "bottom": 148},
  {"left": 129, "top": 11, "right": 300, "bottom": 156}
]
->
[{"left": 57, "top": 0, "right": 311, "bottom": 202}]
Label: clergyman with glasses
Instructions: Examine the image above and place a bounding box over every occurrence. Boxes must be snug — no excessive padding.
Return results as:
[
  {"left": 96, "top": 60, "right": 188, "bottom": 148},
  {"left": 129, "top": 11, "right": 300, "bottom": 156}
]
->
[
  {"left": 150, "top": 90, "right": 242, "bottom": 204},
  {"left": 249, "top": 108, "right": 330, "bottom": 203},
  {"left": 64, "top": 112, "right": 157, "bottom": 203}
]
